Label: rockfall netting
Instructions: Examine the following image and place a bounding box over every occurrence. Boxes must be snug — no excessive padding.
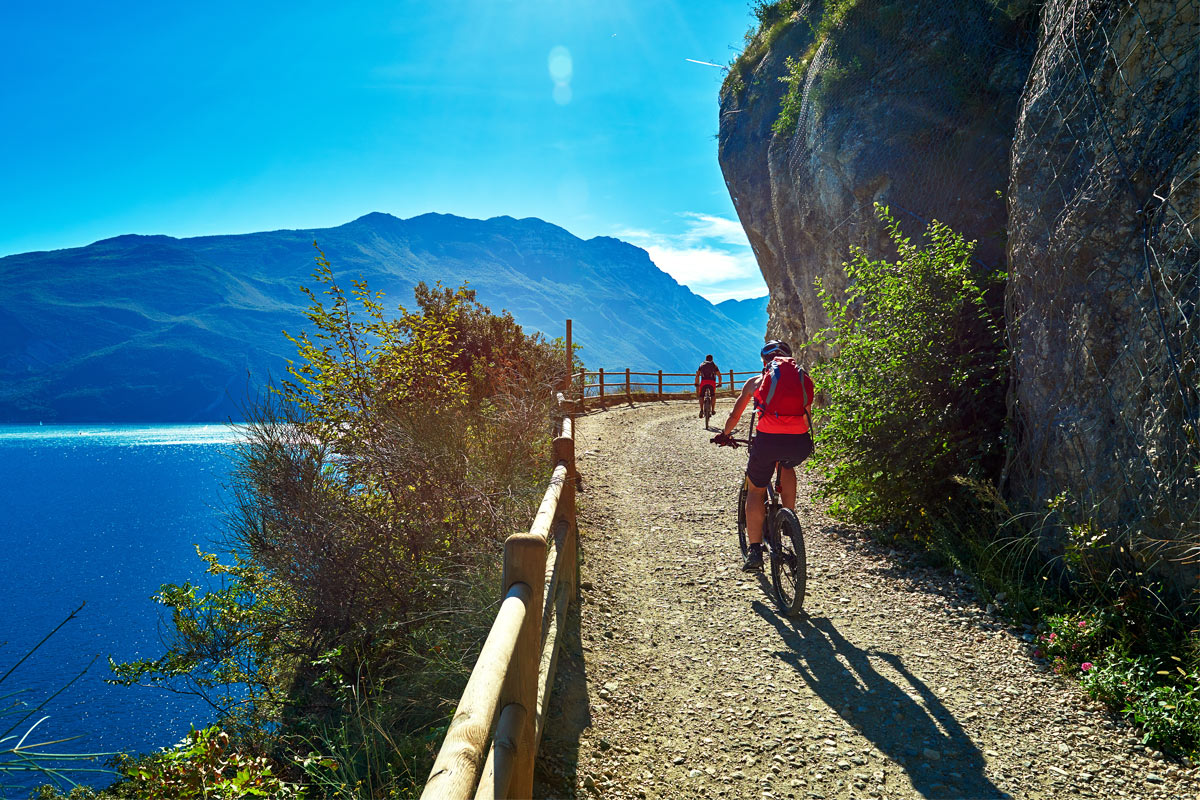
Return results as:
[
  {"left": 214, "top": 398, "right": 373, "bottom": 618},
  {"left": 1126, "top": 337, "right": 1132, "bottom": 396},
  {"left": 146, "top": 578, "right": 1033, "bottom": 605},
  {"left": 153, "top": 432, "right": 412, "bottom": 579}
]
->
[{"left": 1006, "top": 0, "right": 1198, "bottom": 608}]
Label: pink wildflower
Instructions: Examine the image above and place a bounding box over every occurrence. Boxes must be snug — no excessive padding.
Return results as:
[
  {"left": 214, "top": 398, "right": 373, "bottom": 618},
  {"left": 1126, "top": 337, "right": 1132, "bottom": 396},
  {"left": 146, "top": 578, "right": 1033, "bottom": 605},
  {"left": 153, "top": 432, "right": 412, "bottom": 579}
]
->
[
  {"left": 1081, "top": 662, "right": 1093, "bottom": 672},
  {"left": 1033, "top": 650, "right": 1043, "bottom": 658},
  {"left": 1049, "top": 632, "right": 1057, "bottom": 641},
  {"left": 1078, "top": 621, "right": 1087, "bottom": 628}
]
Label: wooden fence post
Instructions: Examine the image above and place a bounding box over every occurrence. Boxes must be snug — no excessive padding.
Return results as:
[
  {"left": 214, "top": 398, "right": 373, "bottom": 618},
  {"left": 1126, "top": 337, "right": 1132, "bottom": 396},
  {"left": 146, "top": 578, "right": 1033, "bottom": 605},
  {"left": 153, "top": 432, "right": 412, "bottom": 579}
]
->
[
  {"left": 625, "top": 368, "right": 631, "bottom": 405},
  {"left": 598, "top": 368, "right": 604, "bottom": 407},
  {"left": 563, "top": 319, "right": 572, "bottom": 392},
  {"left": 728, "top": 369, "right": 735, "bottom": 396},
  {"left": 498, "top": 530, "right": 545, "bottom": 799},
  {"left": 553, "top": 428, "right": 577, "bottom": 598},
  {"left": 657, "top": 369, "right": 663, "bottom": 400}
]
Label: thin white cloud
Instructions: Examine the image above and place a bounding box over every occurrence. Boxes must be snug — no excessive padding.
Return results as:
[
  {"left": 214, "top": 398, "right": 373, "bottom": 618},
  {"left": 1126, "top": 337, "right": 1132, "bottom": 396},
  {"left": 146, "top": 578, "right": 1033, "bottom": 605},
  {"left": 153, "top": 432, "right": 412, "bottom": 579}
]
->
[
  {"left": 677, "top": 212, "right": 751, "bottom": 246},
  {"left": 641, "top": 243, "right": 755, "bottom": 286},
  {"left": 616, "top": 212, "right": 767, "bottom": 302}
]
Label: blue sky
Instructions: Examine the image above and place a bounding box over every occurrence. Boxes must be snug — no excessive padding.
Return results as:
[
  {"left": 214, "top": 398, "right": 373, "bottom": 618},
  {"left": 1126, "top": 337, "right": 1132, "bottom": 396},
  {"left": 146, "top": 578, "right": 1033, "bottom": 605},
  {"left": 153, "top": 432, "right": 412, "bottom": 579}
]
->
[{"left": 1, "top": 1, "right": 767, "bottom": 301}]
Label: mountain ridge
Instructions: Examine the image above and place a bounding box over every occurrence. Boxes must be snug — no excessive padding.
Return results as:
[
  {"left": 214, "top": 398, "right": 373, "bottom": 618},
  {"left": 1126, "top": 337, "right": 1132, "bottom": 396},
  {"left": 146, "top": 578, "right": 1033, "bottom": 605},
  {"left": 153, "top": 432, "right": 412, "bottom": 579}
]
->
[{"left": 1, "top": 212, "right": 767, "bottom": 422}]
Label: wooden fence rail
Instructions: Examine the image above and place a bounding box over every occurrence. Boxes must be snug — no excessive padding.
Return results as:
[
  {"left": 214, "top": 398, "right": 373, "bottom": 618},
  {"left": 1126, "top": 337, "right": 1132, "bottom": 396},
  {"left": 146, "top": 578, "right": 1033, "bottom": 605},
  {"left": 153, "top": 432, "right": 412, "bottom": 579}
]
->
[
  {"left": 421, "top": 318, "right": 753, "bottom": 797},
  {"left": 421, "top": 410, "right": 577, "bottom": 800},
  {"left": 566, "top": 367, "right": 762, "bottom": 409}
]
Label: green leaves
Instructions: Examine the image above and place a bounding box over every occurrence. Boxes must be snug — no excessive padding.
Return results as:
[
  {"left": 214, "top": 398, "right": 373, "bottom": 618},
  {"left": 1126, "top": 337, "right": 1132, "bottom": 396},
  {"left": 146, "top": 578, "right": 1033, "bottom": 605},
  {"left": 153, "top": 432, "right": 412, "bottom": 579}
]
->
[
  {"left": 810, "top": 203, "right": 1007, "bottom": 533},
  {"left": 106, "top": 246, "right": 569, "bottom": 796},
  {"left": 111, "top": 726, "right": 304, "bottom": 799}
]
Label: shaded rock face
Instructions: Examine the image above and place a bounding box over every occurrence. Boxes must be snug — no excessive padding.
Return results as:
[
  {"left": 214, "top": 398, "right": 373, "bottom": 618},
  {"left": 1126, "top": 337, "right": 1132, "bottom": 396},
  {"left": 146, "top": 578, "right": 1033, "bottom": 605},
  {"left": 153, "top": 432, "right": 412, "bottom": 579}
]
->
[
  {"left": 1006, "top": 0, "right": 1199, "bottom": 584},
  {"left": 719, "top": 0, "right": 1032, "bottom": 353}
]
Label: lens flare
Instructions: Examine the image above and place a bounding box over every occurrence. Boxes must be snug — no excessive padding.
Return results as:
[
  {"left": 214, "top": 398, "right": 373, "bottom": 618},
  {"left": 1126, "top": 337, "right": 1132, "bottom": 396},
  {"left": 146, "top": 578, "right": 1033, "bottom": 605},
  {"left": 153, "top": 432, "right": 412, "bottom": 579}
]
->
[
  {"left": 547, "top": 46, "right": 572, "bottom": 83},
  {"left": 548, "top": 45, "right": 573, "bottom": 105}
]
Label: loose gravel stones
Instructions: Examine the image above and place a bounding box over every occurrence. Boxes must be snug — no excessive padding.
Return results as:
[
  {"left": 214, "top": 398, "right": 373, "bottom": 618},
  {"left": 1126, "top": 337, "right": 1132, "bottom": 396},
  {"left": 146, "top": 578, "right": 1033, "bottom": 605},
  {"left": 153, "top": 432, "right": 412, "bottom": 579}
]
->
[{"left": 534, "top": 403, "right": 1200, "bottom": 800}]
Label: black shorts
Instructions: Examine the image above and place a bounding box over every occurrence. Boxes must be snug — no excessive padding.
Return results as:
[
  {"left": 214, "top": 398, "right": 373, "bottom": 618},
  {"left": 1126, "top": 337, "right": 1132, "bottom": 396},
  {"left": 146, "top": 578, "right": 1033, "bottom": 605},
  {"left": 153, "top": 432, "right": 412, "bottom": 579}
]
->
[{"left": 746, "top": 431, "right": 813, "bottom": 488}]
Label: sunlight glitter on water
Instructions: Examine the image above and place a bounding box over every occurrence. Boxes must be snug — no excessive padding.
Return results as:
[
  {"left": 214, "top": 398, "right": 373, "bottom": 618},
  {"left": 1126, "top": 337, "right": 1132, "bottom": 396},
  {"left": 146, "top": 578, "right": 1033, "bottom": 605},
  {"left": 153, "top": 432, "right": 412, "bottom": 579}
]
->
[
  {"left": 0, "top": 424, "right": 249, "bottom": 447},
  {"left": 0, "top": 425, "right": 245, "bottom": 789}
]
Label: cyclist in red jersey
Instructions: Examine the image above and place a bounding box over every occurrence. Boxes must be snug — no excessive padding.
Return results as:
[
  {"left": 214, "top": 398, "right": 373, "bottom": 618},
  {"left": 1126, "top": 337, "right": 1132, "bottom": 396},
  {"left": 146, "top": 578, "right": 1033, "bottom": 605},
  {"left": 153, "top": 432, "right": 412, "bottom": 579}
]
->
[
  {"left": 712, "top": 340, "right": 814, "bottom": 571},
  {"left": 694, "top": 355, "right": 722, "bottom": 418}
]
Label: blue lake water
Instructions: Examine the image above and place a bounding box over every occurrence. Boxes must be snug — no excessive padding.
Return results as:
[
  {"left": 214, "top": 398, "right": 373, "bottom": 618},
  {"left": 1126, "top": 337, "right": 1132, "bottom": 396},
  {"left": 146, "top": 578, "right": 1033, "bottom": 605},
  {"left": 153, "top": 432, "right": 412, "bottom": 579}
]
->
[{"left": 0, "top": 424, "right": 244, "bottom": 791}]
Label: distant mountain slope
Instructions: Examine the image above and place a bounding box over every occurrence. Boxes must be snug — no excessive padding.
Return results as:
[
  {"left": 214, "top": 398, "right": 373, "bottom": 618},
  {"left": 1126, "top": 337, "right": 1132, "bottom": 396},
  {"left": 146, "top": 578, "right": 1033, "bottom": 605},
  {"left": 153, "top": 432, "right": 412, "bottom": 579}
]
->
[
  {"left": 715, "top": 295, "right": 769, "bottom": 339},
  {"left": 0, "top": 213, "right": 763, "bottom": 421}
]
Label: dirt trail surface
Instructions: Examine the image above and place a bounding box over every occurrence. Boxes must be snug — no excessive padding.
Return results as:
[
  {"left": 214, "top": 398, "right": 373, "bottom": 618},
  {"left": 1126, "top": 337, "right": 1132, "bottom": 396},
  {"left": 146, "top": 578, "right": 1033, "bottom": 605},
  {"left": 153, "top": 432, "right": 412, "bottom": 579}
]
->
[{"left": 534, "top": 402, "right": 1199, "bottom": 800}]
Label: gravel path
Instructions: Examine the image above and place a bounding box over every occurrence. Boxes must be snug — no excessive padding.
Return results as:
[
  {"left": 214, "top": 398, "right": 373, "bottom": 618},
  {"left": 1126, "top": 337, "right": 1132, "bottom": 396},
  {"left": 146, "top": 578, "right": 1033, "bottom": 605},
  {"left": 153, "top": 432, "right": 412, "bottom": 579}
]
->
[{"left": 534, "top": 402, "right": 1199, "bottom": 800}]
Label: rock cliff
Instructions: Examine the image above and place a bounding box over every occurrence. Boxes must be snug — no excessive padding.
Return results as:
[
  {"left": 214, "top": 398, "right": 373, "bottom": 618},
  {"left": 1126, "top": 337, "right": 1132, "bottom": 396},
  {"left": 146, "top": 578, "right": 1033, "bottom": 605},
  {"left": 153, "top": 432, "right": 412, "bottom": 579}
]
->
[
  {"left": 718, "top": 0, "right": 1198, "bottom": 591},
  {"left": 718, "top": 0, "right": 1033, "bottom": 352}
]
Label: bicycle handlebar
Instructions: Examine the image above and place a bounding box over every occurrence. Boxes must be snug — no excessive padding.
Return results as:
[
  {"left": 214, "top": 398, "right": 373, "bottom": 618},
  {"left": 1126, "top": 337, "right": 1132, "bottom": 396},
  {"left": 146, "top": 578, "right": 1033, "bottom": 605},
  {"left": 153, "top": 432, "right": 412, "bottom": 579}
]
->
[{"left": 710, "top": 433, "right": 753, "bottom": 448}]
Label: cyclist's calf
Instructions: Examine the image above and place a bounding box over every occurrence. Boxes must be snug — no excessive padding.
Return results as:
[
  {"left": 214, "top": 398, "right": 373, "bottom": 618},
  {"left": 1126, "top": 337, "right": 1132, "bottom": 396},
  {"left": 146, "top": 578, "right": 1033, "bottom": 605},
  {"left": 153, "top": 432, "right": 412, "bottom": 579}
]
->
[
  {"left": 778, "top": 466, "right": 797, "bottom": 510},
  {"left": 745, "top": 484, "right": 767, "bottom": 545},
  {"left": 746, "top": 466, "right": 797, "bottom": 545}
]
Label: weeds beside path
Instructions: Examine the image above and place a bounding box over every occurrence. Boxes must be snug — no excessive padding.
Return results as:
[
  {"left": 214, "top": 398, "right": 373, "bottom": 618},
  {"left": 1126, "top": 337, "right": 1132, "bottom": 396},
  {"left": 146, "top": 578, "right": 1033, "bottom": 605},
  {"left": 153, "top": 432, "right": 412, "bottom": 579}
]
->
[{"left": 535, "top": 402, "right": 1199, "bottom": 800}]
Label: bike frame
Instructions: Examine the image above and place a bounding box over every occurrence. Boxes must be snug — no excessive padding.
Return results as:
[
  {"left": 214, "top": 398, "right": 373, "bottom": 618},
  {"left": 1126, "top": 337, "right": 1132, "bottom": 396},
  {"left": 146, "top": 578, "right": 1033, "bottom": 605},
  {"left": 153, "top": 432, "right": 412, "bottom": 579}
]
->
[
  {"left": 745, "top": 411, "right": 784, "bottom": 543},
  {"left": 728, "top": 410, "right": 807, "bottom": 614}
]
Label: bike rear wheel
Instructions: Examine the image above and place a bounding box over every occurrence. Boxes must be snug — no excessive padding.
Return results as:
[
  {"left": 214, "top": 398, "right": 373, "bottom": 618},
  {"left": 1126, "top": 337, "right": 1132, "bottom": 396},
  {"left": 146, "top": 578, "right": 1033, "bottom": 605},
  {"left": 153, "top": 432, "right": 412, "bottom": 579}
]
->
[
  {"left": 736, "top": 480, "right": 749, "bottom": 558},
  {"left": 702, "top": 388, "right": 714, "bottom": 427},
  {"left": 770, "top": 508, "right": 806, "bottom": 615}
]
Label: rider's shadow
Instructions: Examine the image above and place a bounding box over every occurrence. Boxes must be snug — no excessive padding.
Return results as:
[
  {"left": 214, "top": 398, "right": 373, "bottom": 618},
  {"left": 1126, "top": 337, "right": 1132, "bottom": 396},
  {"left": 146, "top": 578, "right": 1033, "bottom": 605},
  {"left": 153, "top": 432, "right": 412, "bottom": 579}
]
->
[{"left": 752, "top": 603, "right": 1004, "bottom": 799}]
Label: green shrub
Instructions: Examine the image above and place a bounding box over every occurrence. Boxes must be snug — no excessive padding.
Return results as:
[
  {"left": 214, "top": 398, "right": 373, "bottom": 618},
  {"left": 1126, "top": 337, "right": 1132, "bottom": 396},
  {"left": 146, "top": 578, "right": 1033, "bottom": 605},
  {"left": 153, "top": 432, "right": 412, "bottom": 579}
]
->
[
  {"left": 751, "top": 0, "right": 804, "bottom": 30},
  {"left": 809, "top": 204, "right": 1007, "bottom": 534},
  {"left": 772, "top": 55, "right": 808, "bottom": 135},
  {"left": 1028, "top": 602, "right": 1200, "bottom": 758},
  {"left": 110, "top": 248, "right": 569, "bottom": 797},
  {"left": 114, "top": 726, "right": 302, "bottom": 799},
  {"left": 723, "top": 2, "right": 805, "bottom": 98},
  {"left": 35, "top": 728, "right": 304, "bottom": 800},
  {"left": 1035, "top": 612, "right": 1109, "bottom": 674},
  {"left": 770, "top": 0, "right": 865, "bottom": 134},
  {"left": 1083, "top": 650, "right": 1200, "bottom": 757}
]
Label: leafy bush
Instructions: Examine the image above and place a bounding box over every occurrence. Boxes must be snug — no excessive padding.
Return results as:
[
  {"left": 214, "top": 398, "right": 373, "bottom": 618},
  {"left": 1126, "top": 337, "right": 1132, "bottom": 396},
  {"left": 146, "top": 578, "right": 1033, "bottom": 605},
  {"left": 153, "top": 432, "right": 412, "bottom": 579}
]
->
[
  {"left": 34, "top": 727, "right": 302, "bottom": 800},
  {"left": 772, "top": 55, "right": 808, "bottom": 135},
  {"left": 809, "top": 203, "right": 1007, "bottom": 533},
  {"left": 723, "top": 1, "right": 806, "bottom": 98},
  {"left": 751, "top": 0, "right": 804, "bottom": 30},
  {"left": 1033, "top": 609, "right": 1200, "bottom": 757},
  {"left": 770, "top": 0, "right": 865, "bottom": 134},
  {"left": 113, "top": 726, "right": 302, "bottom": 799},
  {"left": 110, "top": 248, "right": 569, "bottom": 796},
  {"left": 1083, "top": 651, "right": 1200, "bottom": 757},
  {"left": 1035, "top": 612, "right": 1109, "bottom": 674}
]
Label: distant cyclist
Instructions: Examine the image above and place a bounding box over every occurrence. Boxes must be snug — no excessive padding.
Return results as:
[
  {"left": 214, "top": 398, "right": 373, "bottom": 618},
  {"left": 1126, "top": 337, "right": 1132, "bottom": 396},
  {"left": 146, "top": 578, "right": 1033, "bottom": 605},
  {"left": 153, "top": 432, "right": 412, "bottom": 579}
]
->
[
  {"left": 712, "top": 340, "right": 814, "bottom": 571},
  {"left": 694, "top": 355, "right": 722, "bottom": 418}
]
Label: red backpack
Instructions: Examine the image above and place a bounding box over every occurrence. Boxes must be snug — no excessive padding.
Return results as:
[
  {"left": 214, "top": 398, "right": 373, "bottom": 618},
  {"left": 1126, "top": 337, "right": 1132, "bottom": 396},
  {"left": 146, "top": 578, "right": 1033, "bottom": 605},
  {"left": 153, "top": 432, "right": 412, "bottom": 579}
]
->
[{"left": 753, "top": 356, "right": 814, "bottom": 434}]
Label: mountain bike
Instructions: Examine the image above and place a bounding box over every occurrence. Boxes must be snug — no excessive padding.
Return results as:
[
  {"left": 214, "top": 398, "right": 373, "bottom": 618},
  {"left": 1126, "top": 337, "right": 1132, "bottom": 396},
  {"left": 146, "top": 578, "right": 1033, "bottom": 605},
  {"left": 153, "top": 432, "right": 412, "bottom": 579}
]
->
[
  {"left": 700, "top": 385, "right": 715, "bottom": 428},
  {"left": 717, "top": 416, "right": 807, "bottom": 615}
]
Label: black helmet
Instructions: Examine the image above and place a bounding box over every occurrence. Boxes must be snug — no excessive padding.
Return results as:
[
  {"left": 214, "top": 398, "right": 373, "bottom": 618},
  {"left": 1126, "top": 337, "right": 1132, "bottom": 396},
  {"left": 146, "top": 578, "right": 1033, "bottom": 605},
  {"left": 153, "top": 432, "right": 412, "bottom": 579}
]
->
[
  {"left": 760, "top": 340, "right": 792, "bottom": 359},
  {"left": 705, "top": 354, "right": 713, "bottom": 361}
]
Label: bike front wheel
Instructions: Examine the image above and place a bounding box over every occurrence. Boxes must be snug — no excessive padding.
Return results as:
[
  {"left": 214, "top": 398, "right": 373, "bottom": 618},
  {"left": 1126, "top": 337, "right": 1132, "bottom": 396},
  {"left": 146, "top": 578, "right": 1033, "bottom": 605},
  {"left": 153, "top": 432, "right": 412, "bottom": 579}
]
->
[{"left": 770, "top": 508, "right": 806, "bottom": 615}]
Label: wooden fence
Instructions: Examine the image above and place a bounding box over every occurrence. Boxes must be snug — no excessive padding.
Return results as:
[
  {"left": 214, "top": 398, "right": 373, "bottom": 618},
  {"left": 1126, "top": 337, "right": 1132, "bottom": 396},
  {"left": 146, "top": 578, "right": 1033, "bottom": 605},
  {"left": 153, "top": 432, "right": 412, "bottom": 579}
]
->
[
  {"left": 420, "top": 344, "right": 579, "bottom": 800},
  {"left": 568, "top": 368, "right": 761, "bottom": 409},
  {"left": 420, "top": 316, "right": 758, "bottom": 798}
]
